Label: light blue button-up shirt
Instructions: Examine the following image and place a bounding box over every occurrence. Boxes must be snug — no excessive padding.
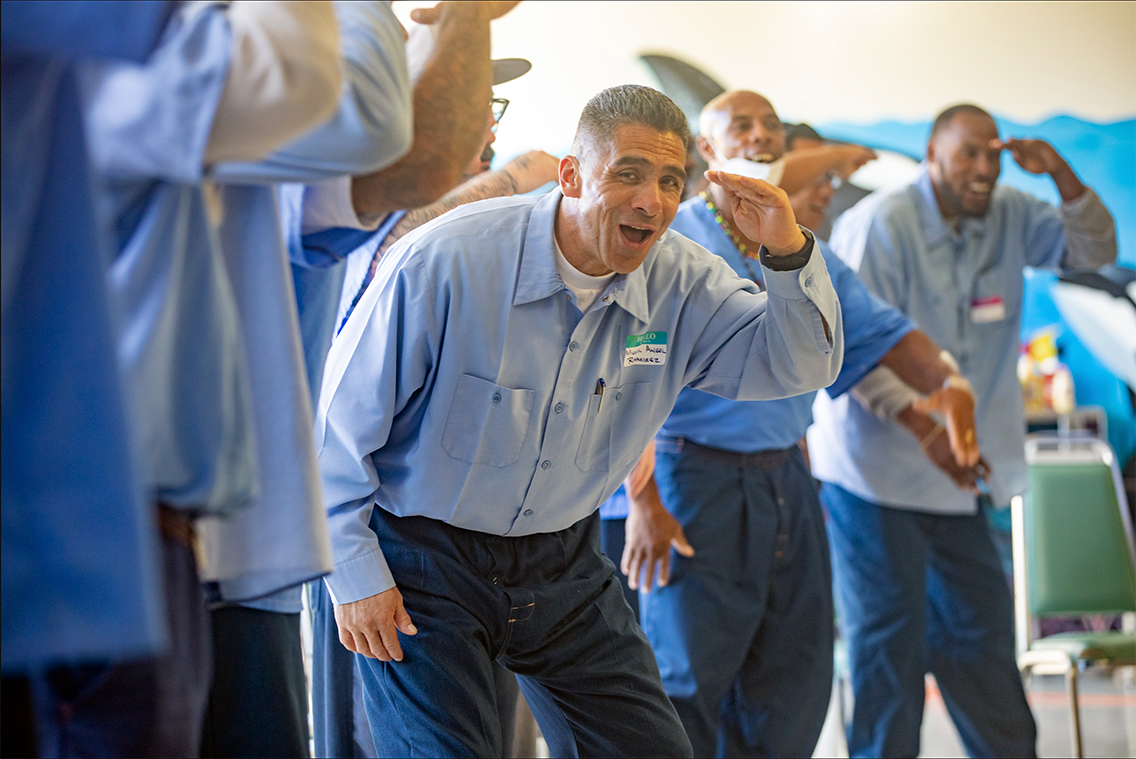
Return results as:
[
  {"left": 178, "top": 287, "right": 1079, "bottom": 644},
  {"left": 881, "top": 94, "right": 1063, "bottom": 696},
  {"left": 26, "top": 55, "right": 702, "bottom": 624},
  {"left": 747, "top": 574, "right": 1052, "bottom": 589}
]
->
[
  {"left": 317, "top": 189, "right": 843, "bottom": 603},
  {"left": 83, "top": 2, "right": 259, "bottom": 515},
  {"left": 809, "top": 166, "right": 1117, "bottom": 513},
  {"left": 198, "top": 0, "right": 413, "bottom": 609},
  {"left": 2, "top": 0, "right": 174, "bottom": 671}
]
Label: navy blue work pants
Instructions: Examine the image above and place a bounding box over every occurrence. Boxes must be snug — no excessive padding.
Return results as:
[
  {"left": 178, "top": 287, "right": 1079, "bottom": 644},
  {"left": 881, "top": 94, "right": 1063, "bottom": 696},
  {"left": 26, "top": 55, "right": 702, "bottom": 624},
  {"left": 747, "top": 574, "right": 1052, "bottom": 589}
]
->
[
  {"left": 200, "top": 606, "right": 309, "bottom": 758},
  {"left": 357, "top": 507, "right": 692, "bottom": 758},
  {"left": 821, "top": 482, "right": 1037, "bottom": 758},
  {"left": 641, "top": 438, "right": 834, "bottom": 758},
  {"left": 599, "top": 516, "right": 639, "bottom": 623},
  {"left": 311, "top": 580, "right": 522, "bottom": 758}
]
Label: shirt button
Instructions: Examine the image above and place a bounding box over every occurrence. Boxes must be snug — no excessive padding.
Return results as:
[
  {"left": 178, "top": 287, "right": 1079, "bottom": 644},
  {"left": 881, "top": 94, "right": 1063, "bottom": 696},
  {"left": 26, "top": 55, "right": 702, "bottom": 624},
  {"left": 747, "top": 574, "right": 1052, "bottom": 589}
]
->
[
  {"left": 569, "top": 341, "right": 579, "bottom": 351},
  {"left": 615, "top": 391, "right": 622, "bottom": 401},
  {"left": 492, "top": 392, "right": 502, "bottom": 404},
  {"left": 541, "top": 460, "right": 551, "bottom": 469},
  {"left": 524, "top": 509, "right": 534, "bottom": 516},
  {"left": 554, "top": 402, "right": 564, "bottom": 413},
  {"left": 804, "top": 276, "right": 813, "bottom": 287}
]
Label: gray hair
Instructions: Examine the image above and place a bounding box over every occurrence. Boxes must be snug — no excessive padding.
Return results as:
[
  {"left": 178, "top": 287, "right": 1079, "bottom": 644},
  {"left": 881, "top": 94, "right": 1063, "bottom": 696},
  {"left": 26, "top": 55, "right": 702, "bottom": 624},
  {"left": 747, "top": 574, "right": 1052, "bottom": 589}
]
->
[{"left": 571, "top": 85, "right": 691, "bottom": 157}]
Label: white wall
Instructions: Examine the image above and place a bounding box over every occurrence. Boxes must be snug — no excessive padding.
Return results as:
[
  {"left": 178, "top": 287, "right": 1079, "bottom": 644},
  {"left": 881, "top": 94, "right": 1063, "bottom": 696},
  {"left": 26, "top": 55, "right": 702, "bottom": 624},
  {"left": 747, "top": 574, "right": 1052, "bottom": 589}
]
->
[{"left": 394, "top": 1, "right": 1136, "bottom": 158}]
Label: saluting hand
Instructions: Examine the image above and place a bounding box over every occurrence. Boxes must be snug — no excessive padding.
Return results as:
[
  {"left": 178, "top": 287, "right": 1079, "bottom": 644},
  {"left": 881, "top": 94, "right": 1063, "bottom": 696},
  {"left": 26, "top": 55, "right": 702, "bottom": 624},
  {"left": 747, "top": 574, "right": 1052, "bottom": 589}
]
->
[
  {"left": 705, "top": 171, "right": 807, "bottom": 256},
  {"left": 991, "top": 138, "right": 1065, "bottom": 176}
]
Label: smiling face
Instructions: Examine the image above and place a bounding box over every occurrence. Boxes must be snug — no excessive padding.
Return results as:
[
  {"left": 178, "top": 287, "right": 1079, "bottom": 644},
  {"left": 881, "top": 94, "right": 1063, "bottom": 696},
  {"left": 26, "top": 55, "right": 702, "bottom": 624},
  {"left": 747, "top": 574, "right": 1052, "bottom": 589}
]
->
[
  {"left": 557, "top": 124, "right": 687, "bottom": 276},
  {"left": 697, "top": 91, "right": 786, "bottom": 168},
  {"left": 927, "top": 111, "right": 1001, "bottom": 219}
]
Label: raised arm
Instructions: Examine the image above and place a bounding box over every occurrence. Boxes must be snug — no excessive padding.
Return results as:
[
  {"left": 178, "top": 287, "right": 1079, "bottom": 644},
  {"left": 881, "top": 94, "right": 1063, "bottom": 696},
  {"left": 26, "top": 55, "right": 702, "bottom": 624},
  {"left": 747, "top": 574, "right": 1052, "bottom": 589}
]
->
[
  {"left": 378, "top": 150, "right": 559, "bottom": 255},
  {"left": 350, "top": 1, "right": 520, "bottom": 215},
  {"left": 996, "top": 137, "right": 1117, "bottom": 270},
  {"left": 687, "top": 172, "right": 842, "bottom": 400},
  {"left": 779, "top": 144, "right": 876, "bottom": 195}
]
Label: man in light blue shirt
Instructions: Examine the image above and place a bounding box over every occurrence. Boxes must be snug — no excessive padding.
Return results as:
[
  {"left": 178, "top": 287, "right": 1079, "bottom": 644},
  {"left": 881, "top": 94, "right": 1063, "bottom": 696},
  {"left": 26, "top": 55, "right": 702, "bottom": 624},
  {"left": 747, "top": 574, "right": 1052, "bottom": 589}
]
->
[
  {"left": 604, "top": 90, "right": 980, "bottom": 759},
  {"left": 55, "top": 3, "right": 341, "bottom": 756},
  {"left": 809, "top": 103, "right": 1117, "bottom": 758},
  {"left": 317, "top": 85, "right": 842, "bottom": 756},
  {"left": 1, "top": 3, "right": 175, "bottom": 753}
]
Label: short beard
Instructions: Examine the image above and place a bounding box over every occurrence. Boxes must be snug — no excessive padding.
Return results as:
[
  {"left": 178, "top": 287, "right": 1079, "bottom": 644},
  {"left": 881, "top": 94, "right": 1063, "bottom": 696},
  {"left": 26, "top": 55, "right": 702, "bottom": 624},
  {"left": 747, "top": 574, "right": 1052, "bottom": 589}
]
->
[{"left": 936, "top": 176, "right": 989, "bottom": 219}]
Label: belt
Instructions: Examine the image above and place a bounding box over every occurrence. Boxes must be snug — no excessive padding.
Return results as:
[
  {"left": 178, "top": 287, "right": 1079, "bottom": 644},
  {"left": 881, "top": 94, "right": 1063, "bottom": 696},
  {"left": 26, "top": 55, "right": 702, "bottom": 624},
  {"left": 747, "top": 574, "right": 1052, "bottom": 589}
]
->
[
  {"left": 666, "top": 436, "right": 796, "bottom": 470},
  {"left": 157, "top": 503, "right": 197, "bottom": 550}
]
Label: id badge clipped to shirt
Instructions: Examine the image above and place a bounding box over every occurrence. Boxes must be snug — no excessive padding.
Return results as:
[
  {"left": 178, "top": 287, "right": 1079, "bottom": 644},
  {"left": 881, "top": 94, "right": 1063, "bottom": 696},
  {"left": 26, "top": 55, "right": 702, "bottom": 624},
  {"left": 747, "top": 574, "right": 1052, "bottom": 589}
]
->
[{"left": 970, "top": 295, "right": 1006, "bottom": 324}]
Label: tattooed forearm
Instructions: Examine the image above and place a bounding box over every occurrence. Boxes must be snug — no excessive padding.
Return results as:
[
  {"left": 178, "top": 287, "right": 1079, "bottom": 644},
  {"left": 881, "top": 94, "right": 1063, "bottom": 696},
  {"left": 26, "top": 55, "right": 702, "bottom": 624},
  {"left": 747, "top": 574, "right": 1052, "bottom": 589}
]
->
[{"left": 379, "top": 168, "right": 519, "bottom": 254}]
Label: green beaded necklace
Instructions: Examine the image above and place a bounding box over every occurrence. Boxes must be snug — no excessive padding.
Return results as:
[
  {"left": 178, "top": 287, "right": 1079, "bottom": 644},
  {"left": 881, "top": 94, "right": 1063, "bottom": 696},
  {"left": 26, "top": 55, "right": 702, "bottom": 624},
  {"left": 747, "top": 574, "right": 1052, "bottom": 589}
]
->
[{"left": 699, "top": 191, "right": 763, "bottom": 286}]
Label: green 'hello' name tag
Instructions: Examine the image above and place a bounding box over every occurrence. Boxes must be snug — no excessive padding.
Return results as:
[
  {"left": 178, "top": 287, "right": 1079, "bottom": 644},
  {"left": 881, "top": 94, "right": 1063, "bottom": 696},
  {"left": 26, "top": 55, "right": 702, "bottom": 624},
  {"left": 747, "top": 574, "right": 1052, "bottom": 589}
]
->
[{"left": 624, "top": 332, "right": 667, "bottom": 367}]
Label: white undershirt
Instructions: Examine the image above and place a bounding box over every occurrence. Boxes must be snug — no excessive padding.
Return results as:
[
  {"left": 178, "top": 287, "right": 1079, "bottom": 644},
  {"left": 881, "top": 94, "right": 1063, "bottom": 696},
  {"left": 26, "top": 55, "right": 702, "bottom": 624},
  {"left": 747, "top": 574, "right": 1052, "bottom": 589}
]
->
[{"left": 553, "top": 235, "right": 616, "bottom": 313}]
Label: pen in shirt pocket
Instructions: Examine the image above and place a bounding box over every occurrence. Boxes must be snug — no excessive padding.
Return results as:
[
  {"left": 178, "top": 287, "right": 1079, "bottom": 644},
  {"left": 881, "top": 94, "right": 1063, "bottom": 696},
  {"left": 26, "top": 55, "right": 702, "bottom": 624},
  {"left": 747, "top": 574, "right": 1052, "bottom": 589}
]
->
[{"left": 595, "top": 378, "right": 605, "bottom": 413}]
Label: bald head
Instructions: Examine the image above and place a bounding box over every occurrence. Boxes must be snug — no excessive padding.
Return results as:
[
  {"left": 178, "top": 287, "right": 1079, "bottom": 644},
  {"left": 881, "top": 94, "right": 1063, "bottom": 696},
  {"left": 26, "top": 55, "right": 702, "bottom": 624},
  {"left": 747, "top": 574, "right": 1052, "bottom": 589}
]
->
[{"left": 697, "top": 90, "right": 785, "bottom": 167}]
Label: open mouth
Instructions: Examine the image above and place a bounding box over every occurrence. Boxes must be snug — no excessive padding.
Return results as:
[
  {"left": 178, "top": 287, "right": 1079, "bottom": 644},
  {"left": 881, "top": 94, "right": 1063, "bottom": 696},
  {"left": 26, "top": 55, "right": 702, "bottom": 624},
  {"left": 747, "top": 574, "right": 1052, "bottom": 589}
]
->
[
  {"left": 750, "top": 153, "right": 775, "bottom": 163},
  {"left": 620, "top": 224, "right": 653, "bottom": 246},
  {"left": 966, "top": 180, "right": 992, "bottom": 195}
]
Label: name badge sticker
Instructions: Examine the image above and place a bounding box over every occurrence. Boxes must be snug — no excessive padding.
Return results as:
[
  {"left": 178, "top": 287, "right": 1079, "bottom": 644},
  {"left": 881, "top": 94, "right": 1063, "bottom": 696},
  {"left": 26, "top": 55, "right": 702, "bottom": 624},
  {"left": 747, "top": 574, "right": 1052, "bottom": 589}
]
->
[
  {"left": 624, "top": 332, "right": 667, "bottom": 367},
  {"left": 970, "top": 295, "right": 1006, "bottom": 324}
]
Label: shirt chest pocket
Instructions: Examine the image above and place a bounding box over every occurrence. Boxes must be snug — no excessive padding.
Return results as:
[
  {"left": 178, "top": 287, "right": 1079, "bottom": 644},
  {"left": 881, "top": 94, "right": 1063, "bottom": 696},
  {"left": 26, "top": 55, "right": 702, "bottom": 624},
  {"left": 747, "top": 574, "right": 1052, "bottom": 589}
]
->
[
  {"left": 575, "top": 382, "right": 654, "bottom": 473},
  {"left": 442, "top": 374, "right": 536, "bottom": 467}
]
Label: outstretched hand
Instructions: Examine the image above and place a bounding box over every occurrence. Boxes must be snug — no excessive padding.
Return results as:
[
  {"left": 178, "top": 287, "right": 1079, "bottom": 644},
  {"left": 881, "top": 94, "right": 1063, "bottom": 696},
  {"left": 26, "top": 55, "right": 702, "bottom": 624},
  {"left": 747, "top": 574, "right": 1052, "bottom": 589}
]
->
[
  {"left": 334, "top": 586, "right": 417, "bottom": 661},
  {"left": 705, "top": 171, "right": 806, "bottom": 255}
]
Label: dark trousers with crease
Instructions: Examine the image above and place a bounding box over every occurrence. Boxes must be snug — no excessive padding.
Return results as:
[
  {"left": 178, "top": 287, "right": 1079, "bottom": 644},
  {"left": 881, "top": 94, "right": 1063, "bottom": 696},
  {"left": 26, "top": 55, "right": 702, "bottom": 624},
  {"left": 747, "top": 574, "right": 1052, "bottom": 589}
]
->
[
  {"left": 640, "top": 438, "right": 834, "bottom": 758},
  {"left": 821, "top": 482, "right": 1037, "bottom": 758},
  {"left": 200, "top": 606, "right": 310, "bottom": 758},
  {"left": 357, "top": 507, "right": 692, "bottom": 758}
]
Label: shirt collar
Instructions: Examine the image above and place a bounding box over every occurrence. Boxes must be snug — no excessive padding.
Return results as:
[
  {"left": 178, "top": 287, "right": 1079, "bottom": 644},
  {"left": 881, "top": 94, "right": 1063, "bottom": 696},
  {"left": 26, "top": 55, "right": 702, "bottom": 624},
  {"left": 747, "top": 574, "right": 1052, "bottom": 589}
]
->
[
  {"left": 915, "top": 165, "right": 953, "bottom": 248},
  {"left": 916, "top": 164, "right": 988, "bottom": 248},
  {"left": 514, "top": 188, "right": 652, "bottom": 324}
]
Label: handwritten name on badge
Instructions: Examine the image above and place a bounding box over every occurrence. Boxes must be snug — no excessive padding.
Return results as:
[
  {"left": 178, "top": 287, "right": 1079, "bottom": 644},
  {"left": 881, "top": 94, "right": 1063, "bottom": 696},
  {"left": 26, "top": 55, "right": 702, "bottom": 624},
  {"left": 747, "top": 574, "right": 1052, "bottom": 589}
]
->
[
  {"left": 624, "top": 332, "right": 667, "bottom": 367},
  {"left": 970, "top": 295, "right": 1006, "bottom": 324}
]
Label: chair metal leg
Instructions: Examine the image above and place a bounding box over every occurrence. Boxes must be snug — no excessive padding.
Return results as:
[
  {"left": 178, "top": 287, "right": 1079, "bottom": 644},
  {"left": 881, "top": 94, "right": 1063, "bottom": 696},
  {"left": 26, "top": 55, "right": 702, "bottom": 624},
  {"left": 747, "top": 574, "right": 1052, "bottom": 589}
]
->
[{"left": 1066, "top": 665, "right": 1083, "bottom": 759}]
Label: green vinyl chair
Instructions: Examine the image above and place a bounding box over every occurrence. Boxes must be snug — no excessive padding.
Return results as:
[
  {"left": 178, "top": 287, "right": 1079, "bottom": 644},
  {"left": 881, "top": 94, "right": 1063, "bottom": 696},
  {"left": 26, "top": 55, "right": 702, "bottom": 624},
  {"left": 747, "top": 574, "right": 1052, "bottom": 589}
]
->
[{"left": 1012, "top": 434, "right": 1136, "bottom": 758}]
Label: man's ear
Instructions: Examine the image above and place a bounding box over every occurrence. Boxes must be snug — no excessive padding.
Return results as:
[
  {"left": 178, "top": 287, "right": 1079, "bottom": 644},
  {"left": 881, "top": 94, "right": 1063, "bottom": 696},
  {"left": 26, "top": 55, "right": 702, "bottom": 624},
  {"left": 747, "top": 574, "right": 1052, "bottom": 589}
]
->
[
  {"left": 695, "top": 135, "right": 716, "bottom": 165},
  {"left": 559, "top": 155, "right": 582, "bottom": 198},
  {"left": 926, "top": 137, "right": 937, "bottom": 164}
]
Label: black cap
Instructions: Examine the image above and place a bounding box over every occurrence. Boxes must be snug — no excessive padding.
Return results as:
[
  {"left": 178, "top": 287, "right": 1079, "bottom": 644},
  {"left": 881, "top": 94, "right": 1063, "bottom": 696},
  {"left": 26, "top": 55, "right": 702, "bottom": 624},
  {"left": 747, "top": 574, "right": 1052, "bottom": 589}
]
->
[{"left": 492, "top": 58, "right": 532, "bottom": 86}]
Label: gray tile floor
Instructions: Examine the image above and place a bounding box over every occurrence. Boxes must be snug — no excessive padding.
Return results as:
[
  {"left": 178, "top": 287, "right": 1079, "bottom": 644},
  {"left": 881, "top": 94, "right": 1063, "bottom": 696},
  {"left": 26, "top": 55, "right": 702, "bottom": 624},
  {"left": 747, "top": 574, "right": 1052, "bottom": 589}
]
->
[{"left": 813, "top": 667, "right": 1136, "bottom": 758}]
